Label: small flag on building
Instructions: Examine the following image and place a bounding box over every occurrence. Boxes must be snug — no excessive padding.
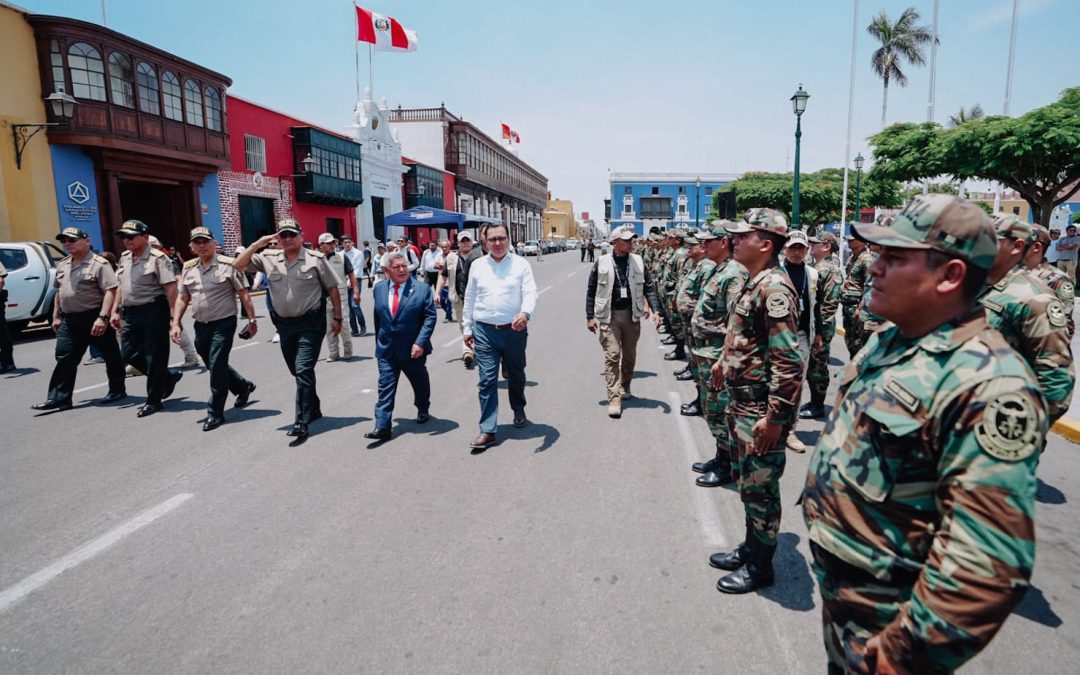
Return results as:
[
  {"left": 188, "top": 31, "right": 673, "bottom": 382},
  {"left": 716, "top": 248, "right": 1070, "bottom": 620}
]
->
[
  {"left": 356, "top": 5, "right": 417, "bottom": 52},
  {"left": 501, "top": 123, "right": 521, "bottom": 144}
]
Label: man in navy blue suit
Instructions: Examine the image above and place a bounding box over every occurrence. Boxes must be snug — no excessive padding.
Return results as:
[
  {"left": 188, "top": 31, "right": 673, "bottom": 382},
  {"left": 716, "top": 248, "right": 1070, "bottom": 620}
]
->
[{"left": 365, "top": 251, "right": 438, "bottom": 441}]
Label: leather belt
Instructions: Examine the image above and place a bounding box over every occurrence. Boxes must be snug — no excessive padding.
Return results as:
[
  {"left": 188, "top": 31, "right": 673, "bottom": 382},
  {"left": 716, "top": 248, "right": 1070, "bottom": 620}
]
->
[{"left": 478, "top": 321, "right": 513, "bottom": 330}]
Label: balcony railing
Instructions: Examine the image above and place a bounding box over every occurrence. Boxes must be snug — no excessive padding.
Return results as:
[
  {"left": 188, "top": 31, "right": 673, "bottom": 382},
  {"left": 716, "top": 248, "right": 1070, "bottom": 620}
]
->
[{"left": 388, "top": 107, "right": 459, "bottom": 123}]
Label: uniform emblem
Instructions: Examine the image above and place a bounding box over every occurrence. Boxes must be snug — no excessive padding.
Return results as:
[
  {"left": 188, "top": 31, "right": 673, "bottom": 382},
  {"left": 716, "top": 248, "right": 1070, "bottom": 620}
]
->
[
  {"left": 975, "top": 392, "right": 1039, "bottom": 462},
  {"left": 766, "top": 293, "right": 790, "bottom": 318},
  {"left": 1046, "top": 299, "right": 1067, "bottom": 328},
  {"left": 1058, "top": 281, "right": 1074, "bottom": 301}
]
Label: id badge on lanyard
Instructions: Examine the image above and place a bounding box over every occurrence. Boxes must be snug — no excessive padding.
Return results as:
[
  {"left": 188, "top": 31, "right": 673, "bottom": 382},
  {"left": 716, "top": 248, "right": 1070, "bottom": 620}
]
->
[{"left": 618, "top": 285, "right": 629, "bottom": 299}]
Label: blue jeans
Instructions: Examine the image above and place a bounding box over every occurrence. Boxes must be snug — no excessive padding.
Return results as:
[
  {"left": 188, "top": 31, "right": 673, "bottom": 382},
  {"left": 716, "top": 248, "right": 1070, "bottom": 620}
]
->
[
  {"left": 439, "top": 286, "right": 453, "bottom": 320},
  {"left": 348, "top": 292, "right": 367, "bottom": 334},
  {"left": 474, "top": 322, "right": 527, "bottom": 434},
  {"left": 374, "top": 353, "right": 430, "bottom": 429}
]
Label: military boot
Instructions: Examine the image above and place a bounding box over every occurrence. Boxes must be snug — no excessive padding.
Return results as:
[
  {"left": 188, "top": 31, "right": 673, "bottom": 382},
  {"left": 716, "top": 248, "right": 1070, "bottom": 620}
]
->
[
  {"left": 680, "top": 400, "right": 702, "bottom": 416},
  {"left": 691, "top": 456, "right": 718, "bottom": 474},
  {"left": 696, "top": 443, "right": 735, "bottom": 487},
  {"left": 716, "top": 539, "right": 776, "bottom": 594},
  {"left": 709, "top": 522, "right": 752, "bottom": 570},
  {"left": 799, "top": 395, "right": 826, "bottom": 420},
  {"left": 661, "top": 335, "right": 677, "bottom": 345}
]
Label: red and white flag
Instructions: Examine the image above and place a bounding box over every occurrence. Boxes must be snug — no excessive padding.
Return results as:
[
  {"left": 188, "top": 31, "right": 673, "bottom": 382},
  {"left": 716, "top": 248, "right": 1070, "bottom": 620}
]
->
[
  {"left": 356, "top": 5, "right": 417, "bottom": 52},
  {"left": 501, "top": 123, "right": 521, "bottom": 144}
]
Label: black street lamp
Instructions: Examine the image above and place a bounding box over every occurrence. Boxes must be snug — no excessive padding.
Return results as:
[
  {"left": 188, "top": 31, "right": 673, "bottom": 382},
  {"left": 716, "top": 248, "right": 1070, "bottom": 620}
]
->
[
  {"left": 789, "top": 84, "right": 809, "bottom": 229},
  {"left": 854, "top": 152, "right": 865, "bottom": 229},
  {"left": 694, "top": 176, "right": 701, "bottom": 229},
  {"left": 12, "top": 89, "right": 77, "bottom": 169}
]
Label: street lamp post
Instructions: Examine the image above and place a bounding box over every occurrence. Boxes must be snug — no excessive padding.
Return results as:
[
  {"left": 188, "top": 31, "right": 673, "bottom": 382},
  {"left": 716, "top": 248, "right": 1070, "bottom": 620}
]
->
[
  {"left": 694, "top": 177, "right": 701, "bottom": 229},
  {"left": 790, "top": 84, "right": 810, "bottom": 229},
  {"left": 854, "top": 152, "right": 864, "bottom": 231}
]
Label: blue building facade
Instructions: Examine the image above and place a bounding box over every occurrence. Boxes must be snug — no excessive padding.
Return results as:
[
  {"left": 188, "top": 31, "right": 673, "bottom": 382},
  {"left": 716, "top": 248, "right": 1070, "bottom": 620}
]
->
[{"left": 607, "top": 172, "right": 740, "bottom": 237}]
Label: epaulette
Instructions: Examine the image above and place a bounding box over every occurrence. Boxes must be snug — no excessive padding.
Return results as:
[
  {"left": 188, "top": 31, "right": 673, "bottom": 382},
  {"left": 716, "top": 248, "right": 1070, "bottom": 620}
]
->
[
  {"left": 216, "top": 254, "right": 236, "bottom": 265},
  {"left": 120, "top": 250, "right": 132, "bottom": 259},
  {"left": 92, "top": 254, "right": 109, "bottom": 265},
  {"left": 183, "top": 259, "right": 199, "bottom": 269},
  {"left": 60, "top": 254, "right": 73, "bottom": 263},
  {"left": 149, "top": 248, "right": 166, "bottom": 258},
  {"left": 265, "top": 249, "right": 285, "bottom": 256},
  {"left": 308, "top": 250, "right": 325, "bottom": 258}
]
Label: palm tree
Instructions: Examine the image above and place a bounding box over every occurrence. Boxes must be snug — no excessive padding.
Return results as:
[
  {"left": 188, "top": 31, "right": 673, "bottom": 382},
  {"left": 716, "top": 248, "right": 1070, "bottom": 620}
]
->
[
  {"left": 947, "top": 104, "right": 985, "bottom": 128},
  {"left": 867, "top": 7, "right": 936, "bottom": 128}
]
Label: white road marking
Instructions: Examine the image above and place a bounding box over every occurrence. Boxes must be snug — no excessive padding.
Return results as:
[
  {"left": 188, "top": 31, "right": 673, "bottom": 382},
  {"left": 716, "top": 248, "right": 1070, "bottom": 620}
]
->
[
  {"left": 538, "top": 285, "right": 553, "bottom": 296},
  {"left": 0, "top": 493, "right": 194, "bottom": 613},
  {"left": 567, "top": 272, "right": 576, "bottom": 278},
  {"left": 667, "top": 391, "right": 728, "bottom": 548}
]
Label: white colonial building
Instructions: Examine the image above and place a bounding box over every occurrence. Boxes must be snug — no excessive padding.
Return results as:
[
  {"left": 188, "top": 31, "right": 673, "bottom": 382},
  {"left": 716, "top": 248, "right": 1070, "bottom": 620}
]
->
[{"left": 347, "top": 88, "right": 408, "bottom": 243}]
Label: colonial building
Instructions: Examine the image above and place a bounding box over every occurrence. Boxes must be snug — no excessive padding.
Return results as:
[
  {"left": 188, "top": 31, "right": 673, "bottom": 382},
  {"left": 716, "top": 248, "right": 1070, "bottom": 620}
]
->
[
  {"left": 218, "top": 95, "right": 362, "bottom": 252},
  {"left": 27, "top": 14, "right": 231, "bottom": 253},
  {"left": 346, "top": 89, "right": 406, "bottom": 244},
  {"left": 388, "top": 105, "right": 547, "bottom": 243},
  {"left": 401, "top": 156, "right": 455, "bottom": 247},
  {"left": 608, "top": 172, "right": 739, "bottom": 236},
  {"left": 541, "top": 199, "right": 578, "bottom": 241}
]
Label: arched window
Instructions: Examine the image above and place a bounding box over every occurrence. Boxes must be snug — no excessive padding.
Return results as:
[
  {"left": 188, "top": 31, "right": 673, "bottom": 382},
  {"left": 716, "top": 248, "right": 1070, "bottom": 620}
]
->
[
  {"left": 136, "top": 63, "right": 159, "bottom": 115},
  {"left": 108, "top": 53, "right": 135, "bottom": 108},
  {"left": 161, "top": 71, "right": 183, "bottom": 121},
  {"left": 204, "top": 86, "right": 222, "bottom": 131},
  {"left": 68, "top": 42, "right": 106, "bottom": 101},
  {"left": 183, "top": 79, "right": 203, "bottom": 127}
]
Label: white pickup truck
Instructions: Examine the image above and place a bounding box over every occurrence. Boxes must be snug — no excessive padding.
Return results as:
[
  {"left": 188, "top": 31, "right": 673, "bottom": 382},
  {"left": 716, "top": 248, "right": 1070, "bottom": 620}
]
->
[{"left": 0, "top": 241, "right": 65, "bottom": 334}]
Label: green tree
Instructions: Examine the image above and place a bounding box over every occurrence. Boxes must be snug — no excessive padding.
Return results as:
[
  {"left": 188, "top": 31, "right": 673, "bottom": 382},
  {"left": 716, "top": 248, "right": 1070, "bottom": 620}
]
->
[
  {"left": 902, "top": 182, "right": 958, "bottom": 200},
  {"left": 867, "top": 7, "right": 936, "bottom": 128},
  {"left": 1071, "top": 211, "right": 1080, "bottom": 224},
  {"left": 948, "top": 104, "right": 985, "bottom": 128},
  {"left": 869, "top": 87, "right": 1080, "bottom": 225}
]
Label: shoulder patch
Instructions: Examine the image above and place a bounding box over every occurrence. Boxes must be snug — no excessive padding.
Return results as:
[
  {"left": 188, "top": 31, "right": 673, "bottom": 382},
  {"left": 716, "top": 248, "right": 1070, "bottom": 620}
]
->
[
  {"left": 149, "top": 248, "right": 166, "bottom": 258},
  {"left": 1057, "top": 281, "right": 1074, "bottom": 302},
  {"left": 766, "top": 293, "right": 791, "bottom": 318},
  {"left": 883, "top": 378, "right": 920, "bottom": 413},
  {"left": 1046, "top": 299, "right": 1067, "bottom": 327},
  {"left": 974, "top": 391, "right": 1040, "bottom": 462},
  {"left": 309, "top": 250, "right": 325, "bottom": 258},
  {"left": 183, "top": 258, "right": 199, "bottom": 269},
  {"left": 92, "top": 254, "right": 109, "bottom": 265},
  {"left": 216, "top": 254, "right": 236, "bottom": 264}
]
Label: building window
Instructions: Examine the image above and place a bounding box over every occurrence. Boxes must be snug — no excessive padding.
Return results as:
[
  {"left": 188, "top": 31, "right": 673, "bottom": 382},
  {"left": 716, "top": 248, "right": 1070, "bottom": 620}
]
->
[
  {"left": 705, "top": 187, "right": 713, "bottom": 196},
  {"left": 161, "top": 71, "right": 183, "bottom": 121},
  {"left": 623, "top": 203, "right": 632, "bottom": 214},
  {"left": 326, "top": 218, "right": 344, "bottom": 238},
  {"left": 624, "top": 186, "right": 631, "bottom": 195},
  {"left": 49, "top": 39, "right": 66, "bottom": 92},
  {"left": 1013, "top": 206, "right": 1021, "bottom": 215},
  {"left": 108, "top": 53, "right": 135, "bottom": 108},
  {"left": 183, "top": 79, "right": 204, "bottom": 127},
  {"left": 679, "top": 204, "right": 687, "bottom": 213},
  {"left": 651, "top": 187, "right": 659, "bottom": 195},
  {"left": 135, "top": 62, "right": 159, "bottom": 114},
  {"left": 68, "top": 42, "right": 106, "bottom": 101},
  {"left": 244, "top": 135, "right": 266, "bottom": 172},
  {"left": 678, "top": 186, "right": 685, "bottom": 194},
  {"left": 204, "top": 86, "right": 222, "bottom": 131}
]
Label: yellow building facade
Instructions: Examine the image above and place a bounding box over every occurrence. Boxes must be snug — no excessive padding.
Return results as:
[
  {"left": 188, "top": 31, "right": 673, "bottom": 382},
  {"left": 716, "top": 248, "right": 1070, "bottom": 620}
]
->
[
  {"left": 0, "top": 2, "right": 60, "bottom": 243},
  {"left": 542, "top": 199, "right": 578, "bottom": 240}
]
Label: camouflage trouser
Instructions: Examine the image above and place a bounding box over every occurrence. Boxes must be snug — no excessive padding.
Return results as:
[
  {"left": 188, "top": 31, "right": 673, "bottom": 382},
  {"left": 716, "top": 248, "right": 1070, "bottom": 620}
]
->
[
  {"left": 807, "top": 326, "right": 835, "bottom": 400},
  {"left": 811, "top": 545, "right": 911, "bottom": 674},
  {"left": 666, "top": 294, "right": 684, "bottom": 339},
  {"left": 727, "top": 402, "right": 789, "bottom": 547},
  {"left": 842, "top": 303, "right": 867, "bottom": 358}
]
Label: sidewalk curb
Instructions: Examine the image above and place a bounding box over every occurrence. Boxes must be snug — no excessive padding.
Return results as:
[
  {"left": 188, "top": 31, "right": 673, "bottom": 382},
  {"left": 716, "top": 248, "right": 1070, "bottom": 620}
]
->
[{"left": 1052, "top": 418, "right": 1080, "bottom": 445}]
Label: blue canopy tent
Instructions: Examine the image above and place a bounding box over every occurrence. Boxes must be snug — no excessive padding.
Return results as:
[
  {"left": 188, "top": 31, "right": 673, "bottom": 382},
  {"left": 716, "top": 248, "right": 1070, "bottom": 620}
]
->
[{"left": 383, "top": 206, "right": 501, "bottom": 231}]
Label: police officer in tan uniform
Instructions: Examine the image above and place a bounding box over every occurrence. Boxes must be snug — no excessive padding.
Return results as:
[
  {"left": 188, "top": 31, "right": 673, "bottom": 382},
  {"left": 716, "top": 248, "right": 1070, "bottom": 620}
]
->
[
  {"left": 32, "top": 227, "right": 126, "bottom": 411},
  {"left": 109, "top": 219, "right": 182, "bottom": 417},
  {"left": 234, "top": 219, "right": 343, "bottom": 439},
  {"left": 171, "top": 227, "right": 258, "bottom": 431}
]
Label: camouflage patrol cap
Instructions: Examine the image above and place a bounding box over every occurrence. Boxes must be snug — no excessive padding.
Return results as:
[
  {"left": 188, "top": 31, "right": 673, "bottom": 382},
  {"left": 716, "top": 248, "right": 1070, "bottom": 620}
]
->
[
  {"left": 695, "top": 227, "right": 719, "bottom": 241},
  {"left": 117, "top": 219, "right": 149, "bottom": 236},
  {"left": 852, "top": 194, "right": 998, "bottom": 270},
  {"left": 1032, "top": 223, "right": 1052, "bottom": 248},
  {"left": 726, "top": 208, "right": 789, "bottom": 237},
  {"left": 189, "top": 226, "right": 213, "bottom": 241},
  {"left": 684, "top": 234, "right": 701, "bottom": 245},
  {"left": 991, "top": 212, "right": 1033, "bottom": 245},
  {"left": 276, "top": 218, "right": 302, "bottom": 234}
]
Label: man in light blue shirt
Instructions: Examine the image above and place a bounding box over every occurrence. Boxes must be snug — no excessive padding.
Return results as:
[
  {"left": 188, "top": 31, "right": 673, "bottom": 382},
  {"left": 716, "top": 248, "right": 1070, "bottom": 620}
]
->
[
  {"left": 462, "top": 223, "right": 538, "bottom": 450},
  {"left": 341, "top": 235, "right": 367, "bottom": 336}
]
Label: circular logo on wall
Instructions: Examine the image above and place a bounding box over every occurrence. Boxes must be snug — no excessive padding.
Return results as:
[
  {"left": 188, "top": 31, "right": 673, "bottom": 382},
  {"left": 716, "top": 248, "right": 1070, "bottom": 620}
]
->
[{"left": 252, "top": 172, "right": 265, "bottom": 188}]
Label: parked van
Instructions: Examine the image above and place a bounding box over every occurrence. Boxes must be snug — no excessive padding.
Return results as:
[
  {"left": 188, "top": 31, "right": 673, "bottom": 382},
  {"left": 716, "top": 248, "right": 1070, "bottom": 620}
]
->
[{"left": 0, "top": 241, "right": 65, "bottom": 334}]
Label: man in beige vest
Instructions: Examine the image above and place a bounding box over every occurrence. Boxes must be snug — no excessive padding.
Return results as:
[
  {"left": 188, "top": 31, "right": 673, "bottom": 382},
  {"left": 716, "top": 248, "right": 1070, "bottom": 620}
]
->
[
  {"left": 586, "top": 226, "right": 661, "bottom": 418},
  {"left": 318, "top": 233, "right": 358, "bottom": 362},
  {"left": 435, "top": 231, "right": 483, "bottom": 368}
]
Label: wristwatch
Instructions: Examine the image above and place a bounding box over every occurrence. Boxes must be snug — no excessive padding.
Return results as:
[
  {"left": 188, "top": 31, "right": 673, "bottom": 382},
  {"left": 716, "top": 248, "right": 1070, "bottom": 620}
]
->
[
  {"left": 333, "top": 316, "right": 343, "bottom": 322},
  {"left": 97, "top": 314, "right": 109, "bottom": 322}
]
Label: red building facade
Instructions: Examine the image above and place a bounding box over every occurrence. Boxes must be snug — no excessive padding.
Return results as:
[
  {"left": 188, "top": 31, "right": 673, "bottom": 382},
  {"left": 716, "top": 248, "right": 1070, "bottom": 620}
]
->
[
  {"left": 400, "top": 156, "right": 456, "bottom": 247},
  {"left": 218, "top": 95, "right": 362, "bottom": 252}
]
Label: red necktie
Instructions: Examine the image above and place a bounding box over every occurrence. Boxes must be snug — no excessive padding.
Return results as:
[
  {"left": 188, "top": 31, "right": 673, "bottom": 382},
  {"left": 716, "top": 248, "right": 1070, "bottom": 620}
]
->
[{"left": 391, "top": 284, "right": 400, "bottom": 317}]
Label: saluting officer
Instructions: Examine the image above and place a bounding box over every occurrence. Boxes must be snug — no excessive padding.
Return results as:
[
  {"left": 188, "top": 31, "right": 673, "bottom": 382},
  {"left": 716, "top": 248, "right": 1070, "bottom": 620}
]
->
[
  {"left": 171, "top": 227, "right": 258, "bottom": 431},
  {"left": 32, "top": 227, "right": 126, "bottom": 411},
  {"left": 234, "top": 219, "right": 343, "bottom": 439},
  {"left": 110, "top": 219, "right": 182, "bottom": 417}
]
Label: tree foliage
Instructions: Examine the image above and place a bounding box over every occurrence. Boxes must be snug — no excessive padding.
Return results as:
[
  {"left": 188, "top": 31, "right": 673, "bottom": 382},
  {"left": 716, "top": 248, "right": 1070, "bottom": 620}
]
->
[
  {"left": 948, "top": 104, "right": 985, "bottom": 128},
  {"left": 713, "top": 169, "right": 902, "bottom": 229},
  {"left": 868, "top": 87, "right": 1080, "bottom": 225},
  {"left": 867, "top": 7, "right": 935, "bottom": 128}
]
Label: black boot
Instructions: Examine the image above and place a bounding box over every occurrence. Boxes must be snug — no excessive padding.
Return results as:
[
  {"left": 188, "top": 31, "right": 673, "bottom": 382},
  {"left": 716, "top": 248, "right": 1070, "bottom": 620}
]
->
[
  {"left": 696, "top": 465, "right": 734, "bottom": 487},
  {"left": 709, "top": 521, "right": 752, "bottom": 570},
  {"left": 661, "top": 335, "right": 677, "bottom": 345},
  {"left": 675, "top": 367, "right": 694, "bottom": 381},
  {"left": 680, "top": 400, "right": 702, "bottom": 416},
  {"left": 692, "top": 456, "right": 718, "bottom": 474},
  {"left": 799, "top": 395, "right": 826, "bottom": 420},
  {"left": 717, "top": 539, "right": 776, "bottom": 594}
]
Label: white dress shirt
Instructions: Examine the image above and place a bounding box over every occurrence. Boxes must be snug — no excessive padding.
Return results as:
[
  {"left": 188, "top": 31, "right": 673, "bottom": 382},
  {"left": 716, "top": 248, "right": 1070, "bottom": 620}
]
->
[
  {"left": 421, "top": 249, "right": 441, "bottom": 273},
  {"left": 462, "top": 252, "right": 538, "bottom": 335}
]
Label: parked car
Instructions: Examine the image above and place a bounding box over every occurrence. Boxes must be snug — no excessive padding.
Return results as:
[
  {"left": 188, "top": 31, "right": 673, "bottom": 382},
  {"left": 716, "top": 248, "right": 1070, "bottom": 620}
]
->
[
  {"left": 566, "top": 239, "right": 580, "bottom": 250},
  {"left": 0, "top": 241, "right": 65, "bottom": 334},
  {"left": 521, "top": 240, "right": 541, "bottom": 256}
]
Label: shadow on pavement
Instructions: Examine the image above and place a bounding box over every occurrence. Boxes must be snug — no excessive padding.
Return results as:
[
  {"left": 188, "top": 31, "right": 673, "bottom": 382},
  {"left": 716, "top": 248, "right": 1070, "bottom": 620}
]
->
[
  {"left": 394, "top": 415, "right": 460, "bottom": 437},
  {"left": 3, "top": 367, "right": 41, "bottom": 378},
  {"left": 224, "top": 407, "right": 282, "bottom": 423},
  {"left": 502, "top": 421, "right": 560, "bottom": 453},
  {"left": 314, "top": 416, "right": 369, "bottom": 434},
  {"left": 757, "top": 532, "right": 816, "bottom": 612},
  {"left": 1014, "top": 585, "right": 1063, "bottom": 628},
  {"left": 1036, "top": 478, "right": 1067, "bottom": 505},
  {"left": 617, "top": 397, "right": 672, "bottom": 414},
  {"left": 497, "top": 380, "right": 538, "bottom": 389},
  {"left": 631, "top": 371, "right": 658, "bottom": 378}
]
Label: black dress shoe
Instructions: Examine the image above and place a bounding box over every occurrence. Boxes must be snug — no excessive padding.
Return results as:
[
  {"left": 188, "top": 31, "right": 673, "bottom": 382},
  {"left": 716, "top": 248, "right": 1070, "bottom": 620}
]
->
[
  {"left": 235, "top": 382, "right": 256, "bottom": 407},
  {"left": 364, "top": 428, "right": 391, "bottom": 440},
  {"left": 799, "top": 401, "right": 826, "bottom": 419},
  {"left": 710, "top": 541, "right": 751, "bottom": 571},
  {"left": 137, "top": 403, "right": 162, "bottom": 417},
  {"left": 99, "top": 391, "right": 127, "bottom": 404},
  {"left": 203, "top": 414, "right": 224, "bottom": 431},
  {"left": 513, "top": 410, "right": 528, "bottom": 428},
  {"left": 675, "top": 369, "right": 694, "bottom": 381},
  {"left": 692, "top": 457, "right": 718, "bottom": 474},
  {"left": 661, "top": 335, "right": 677, "bottom": 345},
  {"left": 287, "top": 422, "right": 309, "bottom": 438},
  {"left": 163, "top": 369, "right": 183, "bottom": 399},
  {"left": 416, "top": 411, "right": 430, "bottom": 424},
  {"left": 673, "top": 365, "right": 690, "bottom": 376},
  {"left": 31, "top": 399, "right": 73, "bottom": 411},
  {"left": 0, "top": 364, "right": 16, "bottom": 373},
  {"left": 663, "top": 350, "right": 681, "bottom": 361},
  {"left": 680, "top": 401, "right": 702, "bottom": 416},
  {"left": 697, "top": 470, "right": 735, "bottom": 488},
  {"left": 717, "top": 563, "right": 774, "bottom": 594}
]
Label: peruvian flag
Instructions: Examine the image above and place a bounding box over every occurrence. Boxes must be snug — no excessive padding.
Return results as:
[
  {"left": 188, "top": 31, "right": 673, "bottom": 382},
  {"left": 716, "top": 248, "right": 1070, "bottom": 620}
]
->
[
  {"left": 501, "top": 123, "right": 521, "bottom": 144},
  {"left": 356, "top": 5, "right": 417, "bottom": 52}
]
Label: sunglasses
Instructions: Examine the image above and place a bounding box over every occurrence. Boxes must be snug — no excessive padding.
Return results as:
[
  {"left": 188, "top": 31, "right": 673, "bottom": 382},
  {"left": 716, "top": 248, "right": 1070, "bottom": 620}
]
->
[
  {"left": 120, "top": 234, "right": 141, "bottom": 240},
  {"left": 59, "top": 237, "right": 80, "bottom": 244},
  {"left": 278, "top": 231, "right": 299, "bottom": 239},
  {"left": 487, "top": 236, "right": 508, "bottom": 243}
]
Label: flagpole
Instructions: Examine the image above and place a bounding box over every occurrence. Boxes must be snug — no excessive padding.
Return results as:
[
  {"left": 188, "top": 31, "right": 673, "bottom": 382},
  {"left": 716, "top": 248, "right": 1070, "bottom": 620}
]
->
[
  {"left": 369, "top": 43, "right": 374, "bottom": 96},
  {"left": 838, "top": 0, "right": 859, "bottom": 269},
  {"left": 995, "top": 0, "right": 1019, "bottom": 213},
  {"left": 923, "top": 0, "right": 939, "bottom": 195},
  {"left": 354, "top": 39, "right": 360, "bottom": 101}
]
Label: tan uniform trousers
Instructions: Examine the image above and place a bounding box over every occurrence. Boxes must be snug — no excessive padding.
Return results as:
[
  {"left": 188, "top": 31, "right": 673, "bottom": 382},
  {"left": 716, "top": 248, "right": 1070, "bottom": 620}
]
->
[
  {"left": 598, "top": 308, "right": 641, "bottom": 404},
  {"left": 325, "top": 294, "right": 352, "bottom": 359},
  {"left": 452, "top": 297, "right": 473, "bottom": 359}
]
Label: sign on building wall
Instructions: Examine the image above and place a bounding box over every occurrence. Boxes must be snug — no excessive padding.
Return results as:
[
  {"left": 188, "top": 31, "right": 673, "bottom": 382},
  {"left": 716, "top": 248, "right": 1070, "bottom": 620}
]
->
[{"left": 50, "top": 145, "right": 103, "bottom": 250}]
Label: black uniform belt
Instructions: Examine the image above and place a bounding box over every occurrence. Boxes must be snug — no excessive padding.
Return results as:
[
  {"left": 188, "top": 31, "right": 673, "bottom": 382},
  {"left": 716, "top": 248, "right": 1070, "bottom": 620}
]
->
[
  {"left": 809, "top": 542, "right": 919, "bottom": 587},
  {"left": 478, "top": 321, "right": 513, "bottom": 330},
  {"left": 725, "top": 382, "right": 769, "bottom": 402},
  {"left": 194, "top": 315, "right": 236, "bottom": 326},
  {"left": 273, "top": 309, "right": 320, "bottom": 325},
  {"left": 60, "top": 308, "right": 101, "bottom": 318},
  {"left": 122, "top": 296, "right": 167, "bottom": 312}
]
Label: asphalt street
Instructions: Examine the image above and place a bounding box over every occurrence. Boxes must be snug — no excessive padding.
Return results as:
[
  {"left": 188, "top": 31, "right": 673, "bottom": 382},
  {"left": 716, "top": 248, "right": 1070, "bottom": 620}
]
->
[{"left": 1, "top": 251, "right": 1077, "bottom": 673}]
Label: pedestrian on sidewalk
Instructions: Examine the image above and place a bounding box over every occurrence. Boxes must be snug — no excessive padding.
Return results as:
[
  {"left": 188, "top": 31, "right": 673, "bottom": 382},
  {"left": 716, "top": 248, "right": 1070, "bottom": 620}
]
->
[
  {"left": 31, "top": 227, "right": 126, "bottom": 411},
  {"left": 364, "top": 252, "right": 437, "bottom": 442},
  {"left": 435, "top": 240, "right": 454, "bottom": 322},
  {"left": 170, "top": 227, "right": 257, "bottom": 431},
  {"left": 318, "top": 233, "right": 357, "bottom": 362},
  {"left": 421, "top": 240, "right": 441, "bottom": 286},
  {"left": 1056, "top": 224, "right": 1079, "bottom": 279},
  {"left": 341, "top": 235, "right": 368, "bottom": 336},
  {"left": 234, "top": 219, "right": 343, "bottom": 439},
  {"left": 462, "top": 223, "right": 537, "bottom": 450},
  {"left": 585, "top": 225, "right": 660, "bottom": 418}
]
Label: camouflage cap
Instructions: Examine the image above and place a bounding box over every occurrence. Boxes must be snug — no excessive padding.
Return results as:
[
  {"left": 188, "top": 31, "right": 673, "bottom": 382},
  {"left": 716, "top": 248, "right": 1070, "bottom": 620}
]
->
[
  {"left": 852, "top": 194, "right": 998, "bottom": 271},
  {"left": 785, "top": 229, "right": 809, "bottom": 248},
  {"left": 726, "top": 208, "right": 789, "bottom": 237},
  {"left": 684, "top": 234, "right": 701, "bottom": 245},
  {"left": 276, "top": 218, "right": 302, "bottom": 234},
  {"left": 189, "top": 226, "right": 213, "bottom": 241},
  {"left": 56, "top": 226, "right": 88, "bottom": 241},
  {"left": 1031, "top": 223, "right": 1052, "bottom": 248},
  {"left": 991, "top": 212, "right": 1033, "bottom": 245},
  {"left": 117, "top": 219, "right": 149, "bottom": 236},
  {"left": 695, "top": 227, "right": 719, "bottom": 241}
]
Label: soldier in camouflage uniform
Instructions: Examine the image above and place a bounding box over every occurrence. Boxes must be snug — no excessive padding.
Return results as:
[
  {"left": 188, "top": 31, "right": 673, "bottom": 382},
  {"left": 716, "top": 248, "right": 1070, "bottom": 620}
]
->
[
  {"left": 1026, "top": 223, "right": 1075, "bottom": 338},
  {"left": 801, "top": 232, "right": 843, "bottom": 419},
  {"left": 674, "top": 234, "right": 711, "bottom": 388},
  {"left": 709, "top": 208, "right": 804, "bottom": 594},
  {"left": 840, "top": 233, "right": 875, "bottom": 357},
  {"left": 980, "top": 213, "right": 1075, "bottom": 422},
  {"left": 690, "top": 222, "right": 748, "bottom": 487},
  {"left": 654, "top": 231, "right": 682, "bottom": 338},
  {"left": 663, "top": 230, "right": 694, "bottom": 362},
  {"left": 803, "top": 194, "right": 1047, "bottom": 673}
]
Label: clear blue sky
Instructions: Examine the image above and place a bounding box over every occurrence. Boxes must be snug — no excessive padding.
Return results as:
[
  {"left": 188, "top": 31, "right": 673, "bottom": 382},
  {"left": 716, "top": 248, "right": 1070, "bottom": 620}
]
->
[{"left": 17, "top": 0, "right": 1080, "bottom": 220}]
